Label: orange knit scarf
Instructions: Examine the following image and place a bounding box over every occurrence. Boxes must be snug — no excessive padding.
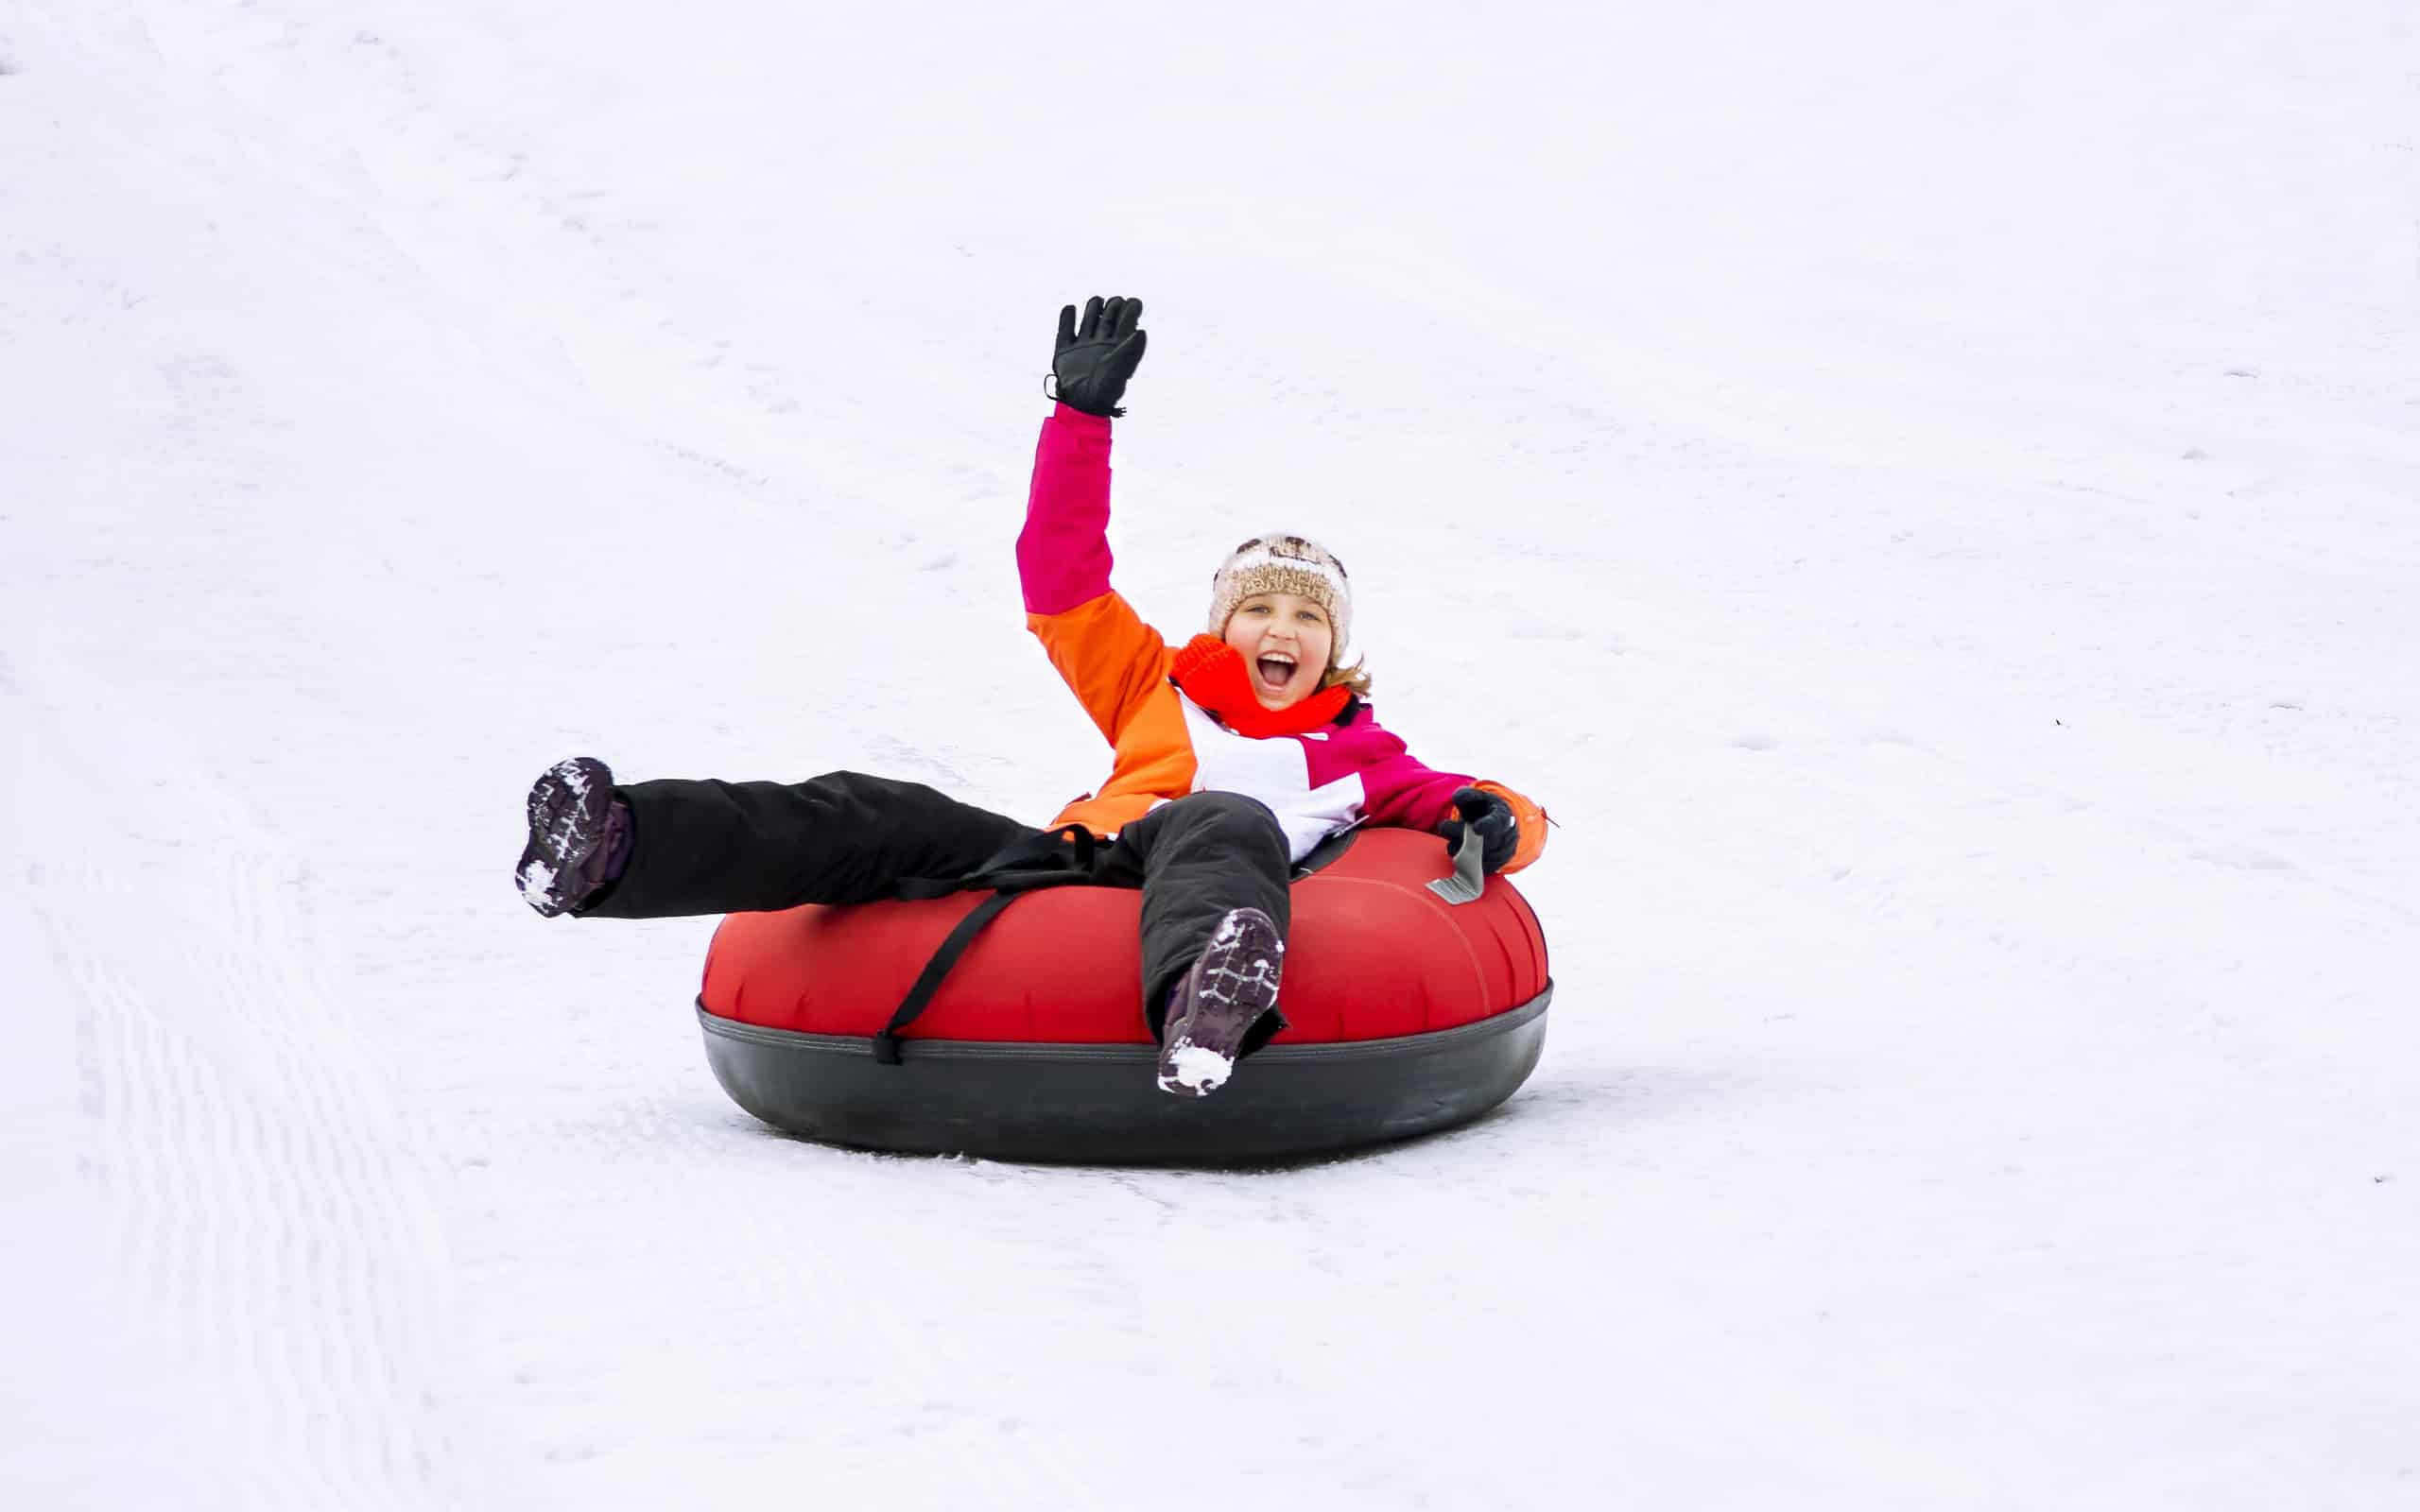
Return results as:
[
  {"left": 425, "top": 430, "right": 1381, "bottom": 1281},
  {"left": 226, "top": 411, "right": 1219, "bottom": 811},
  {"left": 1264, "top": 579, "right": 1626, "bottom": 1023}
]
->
[{"left": 1169, "top": 635, "right": 1352, "bottom": 737}]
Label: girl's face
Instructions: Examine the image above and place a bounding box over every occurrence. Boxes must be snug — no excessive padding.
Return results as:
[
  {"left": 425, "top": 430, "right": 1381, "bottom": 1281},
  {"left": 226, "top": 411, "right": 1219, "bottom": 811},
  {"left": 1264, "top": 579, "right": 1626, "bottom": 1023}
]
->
[{"left": 1223, "top": 592, "right": 1336, "bottom": 711}]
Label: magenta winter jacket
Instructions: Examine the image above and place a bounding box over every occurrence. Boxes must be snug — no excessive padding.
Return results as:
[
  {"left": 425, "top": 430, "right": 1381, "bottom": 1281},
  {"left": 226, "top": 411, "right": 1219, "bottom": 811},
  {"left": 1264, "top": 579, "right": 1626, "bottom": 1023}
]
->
[{"left": 1017, "top": 404, "right": 1547, "bottom": 869}]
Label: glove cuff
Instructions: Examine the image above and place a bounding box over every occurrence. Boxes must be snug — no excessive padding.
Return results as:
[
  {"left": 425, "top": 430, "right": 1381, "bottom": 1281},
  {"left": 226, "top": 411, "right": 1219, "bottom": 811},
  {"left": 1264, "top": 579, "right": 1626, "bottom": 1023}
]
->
[{"left": 1045, "top": 376, "right": 1123, "bottom": 420}]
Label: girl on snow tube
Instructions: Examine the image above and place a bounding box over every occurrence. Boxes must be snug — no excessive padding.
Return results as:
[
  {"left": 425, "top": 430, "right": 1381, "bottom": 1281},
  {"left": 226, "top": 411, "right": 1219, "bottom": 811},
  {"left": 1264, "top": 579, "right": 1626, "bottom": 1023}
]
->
[{"left": 513, "top": 295, "right": 1549, "bottom": 1098}]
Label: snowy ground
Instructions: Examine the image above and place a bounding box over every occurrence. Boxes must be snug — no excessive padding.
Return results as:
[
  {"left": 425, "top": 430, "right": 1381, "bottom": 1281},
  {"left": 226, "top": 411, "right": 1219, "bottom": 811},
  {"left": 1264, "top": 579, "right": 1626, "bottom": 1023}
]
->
[{"left": 5, "top": 2, "right": 2417, "bottom": 1506}]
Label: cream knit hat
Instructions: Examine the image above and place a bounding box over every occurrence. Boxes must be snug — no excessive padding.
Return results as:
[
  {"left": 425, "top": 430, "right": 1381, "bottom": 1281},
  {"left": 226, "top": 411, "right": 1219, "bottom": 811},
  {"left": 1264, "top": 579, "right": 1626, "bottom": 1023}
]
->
[{"left": 1206, "top": 534, "right": 1353, "bottom": 665}]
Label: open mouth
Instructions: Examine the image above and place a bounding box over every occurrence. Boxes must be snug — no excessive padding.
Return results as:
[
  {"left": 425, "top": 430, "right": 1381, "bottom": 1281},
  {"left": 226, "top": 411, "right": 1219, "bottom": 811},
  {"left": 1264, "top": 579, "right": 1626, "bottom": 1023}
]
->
[{"left": 1256, "top": 655, "right": 1300, "bottom": 691}]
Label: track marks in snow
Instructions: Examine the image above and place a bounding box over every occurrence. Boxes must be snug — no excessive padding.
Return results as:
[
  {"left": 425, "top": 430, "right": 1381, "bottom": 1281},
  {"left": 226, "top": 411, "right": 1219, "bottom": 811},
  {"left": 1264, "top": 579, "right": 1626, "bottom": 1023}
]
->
[{"left": 7, "top": 674, "right": 470, "bottom": 1509}]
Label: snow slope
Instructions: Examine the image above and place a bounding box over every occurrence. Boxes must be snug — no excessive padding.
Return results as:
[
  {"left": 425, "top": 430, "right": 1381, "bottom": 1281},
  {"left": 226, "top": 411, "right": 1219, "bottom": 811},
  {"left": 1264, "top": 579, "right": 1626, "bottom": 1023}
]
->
[{"left": 4, "top": 2, "right": 2416, "bottom": 1506}]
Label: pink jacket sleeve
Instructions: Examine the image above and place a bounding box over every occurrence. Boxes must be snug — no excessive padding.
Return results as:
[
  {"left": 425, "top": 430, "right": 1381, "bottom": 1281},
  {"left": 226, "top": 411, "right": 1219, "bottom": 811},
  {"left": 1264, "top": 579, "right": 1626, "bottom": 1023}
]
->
[
  {"left": 1015, "top": 403, "right": 1180, "bottom": 748},
  {"left": 1351, "top": 713, "right": 1474, "bottom": 833},
  {"left": 1017, "top": 404, "right": 1116, "bottom": 614}
]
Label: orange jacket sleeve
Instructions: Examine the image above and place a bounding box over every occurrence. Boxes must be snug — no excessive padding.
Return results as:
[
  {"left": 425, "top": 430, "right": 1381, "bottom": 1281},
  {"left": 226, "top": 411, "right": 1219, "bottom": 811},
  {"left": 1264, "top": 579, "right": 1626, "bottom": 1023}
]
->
[
  {"left": 1471, "top": 780, "right": 1550, "bottom": 874},
  {"left": 1026, "top": 589, "right": 1175, "bottom": 746}
]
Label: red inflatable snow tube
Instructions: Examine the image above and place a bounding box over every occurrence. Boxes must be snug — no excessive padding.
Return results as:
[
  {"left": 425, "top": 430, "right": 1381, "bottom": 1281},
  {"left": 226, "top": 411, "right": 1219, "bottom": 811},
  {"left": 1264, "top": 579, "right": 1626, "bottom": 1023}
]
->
[{"left": 694, "top": 828, "right": 1553, "bottom": 1164}]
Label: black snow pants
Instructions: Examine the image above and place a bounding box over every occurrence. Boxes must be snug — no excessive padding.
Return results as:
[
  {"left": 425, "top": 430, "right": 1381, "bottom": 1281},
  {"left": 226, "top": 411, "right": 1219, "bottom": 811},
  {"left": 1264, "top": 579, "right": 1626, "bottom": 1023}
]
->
[{"left": 579, "top": 771, "right": 1292, "bottom": 1041}]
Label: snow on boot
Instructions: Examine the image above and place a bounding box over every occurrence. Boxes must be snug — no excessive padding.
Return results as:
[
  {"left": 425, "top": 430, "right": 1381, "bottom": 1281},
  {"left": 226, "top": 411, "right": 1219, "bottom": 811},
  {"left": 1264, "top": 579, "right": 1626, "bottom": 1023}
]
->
[
  {"left": 515, "top": 757, "right": 631, "bottom": 918},
  {"left": 1156, "top": 906, "right": 1287, "bottom": 1097}
]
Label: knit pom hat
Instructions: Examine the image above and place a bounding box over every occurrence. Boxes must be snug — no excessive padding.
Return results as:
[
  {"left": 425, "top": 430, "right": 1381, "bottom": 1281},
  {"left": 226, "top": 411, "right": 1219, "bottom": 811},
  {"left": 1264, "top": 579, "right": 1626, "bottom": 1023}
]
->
[{"left": 1206, "top": 533, "right": 1353, "bottom": 666}]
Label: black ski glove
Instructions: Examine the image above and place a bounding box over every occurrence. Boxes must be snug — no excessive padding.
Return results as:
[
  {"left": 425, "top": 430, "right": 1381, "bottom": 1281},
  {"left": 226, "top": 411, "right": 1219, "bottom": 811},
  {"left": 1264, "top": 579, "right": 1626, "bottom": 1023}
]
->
[
  {"left": 1437, "top": 786, "right": 1518, "bottom": 875},
  {"left": 1051, "top": 295, "right": 1148, "bottom": 417}
]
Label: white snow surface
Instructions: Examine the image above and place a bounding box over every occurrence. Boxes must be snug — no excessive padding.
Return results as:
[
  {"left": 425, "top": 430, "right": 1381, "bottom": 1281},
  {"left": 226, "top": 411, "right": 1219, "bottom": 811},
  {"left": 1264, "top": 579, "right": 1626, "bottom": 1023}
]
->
[{"left": 5, "top": 2, "right": 2417, "bottom": 1506}]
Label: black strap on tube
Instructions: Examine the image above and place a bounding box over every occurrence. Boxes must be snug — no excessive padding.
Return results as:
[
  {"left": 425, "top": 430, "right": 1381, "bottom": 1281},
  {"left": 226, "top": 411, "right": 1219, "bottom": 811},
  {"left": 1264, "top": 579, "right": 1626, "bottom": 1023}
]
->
[
  {"left": 873, "top": 891, "right": 1022, "bottom": 1065},
  {"left": 873, "top": 826, "right": 1099, "bottom": 1064}
]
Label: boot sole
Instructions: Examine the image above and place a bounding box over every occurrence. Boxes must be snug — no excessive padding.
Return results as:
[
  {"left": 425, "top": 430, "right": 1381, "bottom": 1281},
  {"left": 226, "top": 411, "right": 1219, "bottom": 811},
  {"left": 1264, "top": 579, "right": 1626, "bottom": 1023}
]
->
[
  {"left": 515, "top": 757, "right": 614, "bottom": 917},
  {"left": 1157, "top": 908, "right": 1287, "bottom": 1096}
]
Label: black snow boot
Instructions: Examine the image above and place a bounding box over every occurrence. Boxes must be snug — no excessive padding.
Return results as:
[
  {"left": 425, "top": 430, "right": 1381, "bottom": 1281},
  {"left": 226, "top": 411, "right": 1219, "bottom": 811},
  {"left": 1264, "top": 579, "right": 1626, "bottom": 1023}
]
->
[
  {"left": 1156, "top": 906, "right": 1288, "bottom": 1097},
  {"left": 515, "top": 757, "right": 632, "bottom": 918}
]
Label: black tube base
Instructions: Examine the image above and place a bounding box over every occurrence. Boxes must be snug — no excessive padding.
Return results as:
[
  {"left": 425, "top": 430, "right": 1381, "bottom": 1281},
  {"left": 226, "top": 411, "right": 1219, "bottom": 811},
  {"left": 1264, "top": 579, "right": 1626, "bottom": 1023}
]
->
[{"left": 696, "top": 988, "right": 1551, "bottom": 1167}]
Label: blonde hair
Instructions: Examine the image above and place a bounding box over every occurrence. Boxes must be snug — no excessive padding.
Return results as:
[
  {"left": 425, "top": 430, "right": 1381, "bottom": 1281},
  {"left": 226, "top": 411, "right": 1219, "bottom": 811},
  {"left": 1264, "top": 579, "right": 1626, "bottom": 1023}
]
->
[{"left": 1321, "top": 659, "right": 1373, "bottom": 697}]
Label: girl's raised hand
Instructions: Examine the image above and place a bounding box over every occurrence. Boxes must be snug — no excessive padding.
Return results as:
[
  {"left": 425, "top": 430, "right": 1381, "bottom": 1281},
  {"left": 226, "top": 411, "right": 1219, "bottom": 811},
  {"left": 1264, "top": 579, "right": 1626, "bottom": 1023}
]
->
[{"left": 1051, "top": 295, "right": 1148, "bottom": 417}]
